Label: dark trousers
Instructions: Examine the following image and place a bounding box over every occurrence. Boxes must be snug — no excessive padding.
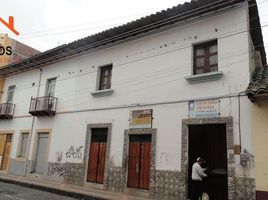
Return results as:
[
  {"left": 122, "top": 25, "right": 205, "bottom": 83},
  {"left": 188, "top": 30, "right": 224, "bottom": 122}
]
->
[{"left": 192, "top": 180, "right": 203, "bottom": 200}]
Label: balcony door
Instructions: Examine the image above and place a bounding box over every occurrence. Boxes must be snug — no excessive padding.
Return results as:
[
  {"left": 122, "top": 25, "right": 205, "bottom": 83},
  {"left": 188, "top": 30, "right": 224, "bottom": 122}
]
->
[{"left": 45, "top": 78, "right": 56, "bottom": 97}]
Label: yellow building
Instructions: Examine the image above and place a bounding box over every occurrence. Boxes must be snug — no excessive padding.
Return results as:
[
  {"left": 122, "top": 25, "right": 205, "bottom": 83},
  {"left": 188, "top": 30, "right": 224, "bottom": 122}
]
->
[
  {"left": 246, "top": 65, "right": 268, "bottom": 200},
  {"left": 0, "top": 33, "right": 40, "bottom": 101}
]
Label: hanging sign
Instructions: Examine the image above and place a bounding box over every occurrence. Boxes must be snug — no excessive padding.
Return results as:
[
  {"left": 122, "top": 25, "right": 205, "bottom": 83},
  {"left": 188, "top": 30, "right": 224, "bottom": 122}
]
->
[
  {"left": 130, "top": 109, "right": 153, "bottom": 128},
  {"left": 189, "top": 99, "right": 220, "bottom": 118}
]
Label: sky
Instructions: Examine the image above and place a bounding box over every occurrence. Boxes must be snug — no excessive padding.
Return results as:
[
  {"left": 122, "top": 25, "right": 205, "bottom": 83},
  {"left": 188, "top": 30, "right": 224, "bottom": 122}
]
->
[{"left": 1, "top": 0, "right": 268, "bottom": 54}]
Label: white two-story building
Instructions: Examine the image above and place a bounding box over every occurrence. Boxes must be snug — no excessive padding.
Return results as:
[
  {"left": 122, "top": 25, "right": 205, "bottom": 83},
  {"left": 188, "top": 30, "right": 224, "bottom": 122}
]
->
[{"left": 0, "top": 0, "right": 266, "bottom": 199}]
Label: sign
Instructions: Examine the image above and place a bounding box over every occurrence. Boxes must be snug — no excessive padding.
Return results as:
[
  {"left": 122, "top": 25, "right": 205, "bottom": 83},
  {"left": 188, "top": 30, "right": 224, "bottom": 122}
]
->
[
  {"left": 130, "top": 109, "right": 152, "bottom": 129},
  {"left": 0, "top": 16, "right": 19, "bottom": 35},
  {"left": 189, "top": 99, "right": 220, "bottom": 118}
]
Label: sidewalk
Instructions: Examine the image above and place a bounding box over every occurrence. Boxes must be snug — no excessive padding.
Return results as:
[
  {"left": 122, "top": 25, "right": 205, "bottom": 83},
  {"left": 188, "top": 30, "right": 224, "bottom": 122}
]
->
[{"left": 0, "top": 173, "right": 151, "bottom": 200}]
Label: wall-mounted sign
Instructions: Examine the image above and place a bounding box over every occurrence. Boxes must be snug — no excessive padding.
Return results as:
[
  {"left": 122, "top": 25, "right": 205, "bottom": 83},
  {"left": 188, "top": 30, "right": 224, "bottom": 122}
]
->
[
  {"left": 130, "top": 109, "right": 153, "bottom": 129},
  {"left": 189, "top": 99, "right": 220, "bottom": 118}
]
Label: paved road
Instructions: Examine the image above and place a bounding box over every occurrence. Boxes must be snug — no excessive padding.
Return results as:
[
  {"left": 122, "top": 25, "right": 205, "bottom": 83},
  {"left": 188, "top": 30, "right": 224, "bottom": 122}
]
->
[{"left": 0, "top": 182, "right": 77, "bottom": 200}]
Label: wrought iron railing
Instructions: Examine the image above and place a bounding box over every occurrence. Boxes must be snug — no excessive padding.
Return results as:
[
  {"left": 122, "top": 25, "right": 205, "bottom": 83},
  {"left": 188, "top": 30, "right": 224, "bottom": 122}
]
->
[
  {"left": 0, "top": 103, "right": 15, "bottom": 119},
  {"left": 29, "top": 96, "right": 57, "bottom": 114}
]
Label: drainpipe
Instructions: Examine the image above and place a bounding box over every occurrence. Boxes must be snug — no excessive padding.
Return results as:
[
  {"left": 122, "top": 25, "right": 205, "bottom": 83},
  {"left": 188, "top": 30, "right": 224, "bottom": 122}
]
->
[{"left": 23, "top": 67, "right": 43, "bottom": 176}]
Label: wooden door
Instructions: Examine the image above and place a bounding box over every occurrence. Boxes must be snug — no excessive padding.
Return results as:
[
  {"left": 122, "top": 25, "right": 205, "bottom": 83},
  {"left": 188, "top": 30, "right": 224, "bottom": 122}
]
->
[
  {"left": 0, "top": 134, "right": 12, "bottom": 171},
  {"left": 34, "top": 133, "right": 49, "bottom": 174},
  {"left": 127, "top": 135, "right": 151, "bottom": 190},
  {"left": 87, "top": 128, "right": 107, "bottom": 184},
  {"left": 188, "top": 124, "right": 227, "bottom": 200},
  {"left": 127, "top": 142, "right": 140, "bottom": 188}
]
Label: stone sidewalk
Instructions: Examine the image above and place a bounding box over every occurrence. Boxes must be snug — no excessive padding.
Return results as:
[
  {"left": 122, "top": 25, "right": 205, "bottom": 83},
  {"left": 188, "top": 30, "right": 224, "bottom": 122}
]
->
[{"left": 0, "top": 173, "right": 151, "bottom": 200}]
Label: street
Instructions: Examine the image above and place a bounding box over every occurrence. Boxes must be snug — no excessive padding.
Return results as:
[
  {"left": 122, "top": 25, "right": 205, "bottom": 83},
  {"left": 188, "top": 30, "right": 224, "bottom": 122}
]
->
[{"left": 0, "top": 182, "right": 77, "bottom": 200}]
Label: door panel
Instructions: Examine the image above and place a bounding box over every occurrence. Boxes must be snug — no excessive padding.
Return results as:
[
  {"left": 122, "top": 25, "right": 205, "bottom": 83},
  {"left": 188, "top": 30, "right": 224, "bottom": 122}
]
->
[
  {"left": 34, "top": 133, "right": 49, "bottom": 174},
  {"left": 87, "top": 142, "right": 99, "bottom": 182},
  {"left": 0, "top": 134, "right": 12, "bottom": 171},
  {"left": 127, "top": 142, "right": 140, "bottom": 188},
  {"left": 96, "top": 142, "right": 106, "bottom": 183},
  {"left": 1, "top": 141, "right": 11, "bottom": 171},
  {"left": 139, "top": 142, "right": 151, "bottom": 190}
]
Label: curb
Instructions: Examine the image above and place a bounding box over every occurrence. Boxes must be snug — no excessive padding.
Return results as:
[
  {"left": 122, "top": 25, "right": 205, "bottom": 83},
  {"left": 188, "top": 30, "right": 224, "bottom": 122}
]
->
[{"left": 0, "top": 177, "right": 106, "bottom": 200}]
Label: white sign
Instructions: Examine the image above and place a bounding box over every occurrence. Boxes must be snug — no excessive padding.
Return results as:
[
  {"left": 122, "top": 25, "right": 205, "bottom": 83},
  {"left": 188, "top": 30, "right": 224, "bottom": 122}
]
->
[{"left": 189, "top": 99, "right": 220, "bottom": 118}]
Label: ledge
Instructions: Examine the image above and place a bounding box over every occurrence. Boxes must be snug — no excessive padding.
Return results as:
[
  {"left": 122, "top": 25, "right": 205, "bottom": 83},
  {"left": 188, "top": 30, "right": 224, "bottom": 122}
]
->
[
  {"left": 185, "top": 71, "right": 223, "bottom": 84},
  {"left": 90, "top": 89, "right": 114, "bottom": 97}
]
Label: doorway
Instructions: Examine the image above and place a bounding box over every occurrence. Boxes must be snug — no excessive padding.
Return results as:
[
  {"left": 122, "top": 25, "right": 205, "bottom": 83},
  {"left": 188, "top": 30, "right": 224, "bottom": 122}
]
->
[
  {"left": 0, "top": 134, "right": 12, "bottom": 171},
  {"left": 34, "top": 132, "right": 49, "bottom": 174},
  {"left": 87, "top": 128, "right": 108, "bottom": 184},
  {"left": 127, "top": 134, "right": 151, "bottom": 190},
  {"left": 188, "top": 124, "right": 228, "bottom": 200}
]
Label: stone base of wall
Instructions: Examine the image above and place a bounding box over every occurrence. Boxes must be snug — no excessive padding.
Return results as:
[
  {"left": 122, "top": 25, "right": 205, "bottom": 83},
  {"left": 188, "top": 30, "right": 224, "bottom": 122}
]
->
[
  {"left": 47, "top": 162, "right": 84, "bottom": 185},
  {"left": 235, "top": 177, "right": 256, "bottom": 200},
  {"left": 107, "top": 166, "right": 124, "bottom": 192},
  {"left": 154, "top": 170, "right": 181, "bottom": 200}
]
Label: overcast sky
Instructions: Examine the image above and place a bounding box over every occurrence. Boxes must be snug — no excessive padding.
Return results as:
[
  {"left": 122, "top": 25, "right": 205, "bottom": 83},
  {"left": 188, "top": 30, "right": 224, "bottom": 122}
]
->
[{"left": 1, "top": 0, "right": 268, "bottom": 54}]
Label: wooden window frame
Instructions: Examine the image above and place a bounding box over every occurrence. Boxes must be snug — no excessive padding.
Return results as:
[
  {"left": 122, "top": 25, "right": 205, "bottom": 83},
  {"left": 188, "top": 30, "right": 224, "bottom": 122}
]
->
[
  {"left": 193, "top": 40, "right": 218, "bottom": 75},
  {"left": 98, "top": 65, "right": 112, "bottom": 90}
]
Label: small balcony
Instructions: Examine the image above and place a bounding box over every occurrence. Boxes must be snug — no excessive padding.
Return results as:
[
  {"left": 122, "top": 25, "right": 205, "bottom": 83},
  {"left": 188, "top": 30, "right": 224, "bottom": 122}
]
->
[
  {"left": 0, "top": 103, "right": 15, "bottom": 119},
  {"left": 29, "top": 96, "right": 57, "bottom": 117}
]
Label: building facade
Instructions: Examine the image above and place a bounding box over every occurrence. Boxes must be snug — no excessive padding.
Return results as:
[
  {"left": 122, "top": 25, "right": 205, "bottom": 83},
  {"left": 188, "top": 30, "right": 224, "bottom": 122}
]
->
[
  {"left": 0, "top": 0, "right": 266, "bottom": 199},
  {"left": 0, "top": 33, "right": 40, "bottom": 101},
  {"left": 246, "top": 65, "right": 268, "bottom": 200}
]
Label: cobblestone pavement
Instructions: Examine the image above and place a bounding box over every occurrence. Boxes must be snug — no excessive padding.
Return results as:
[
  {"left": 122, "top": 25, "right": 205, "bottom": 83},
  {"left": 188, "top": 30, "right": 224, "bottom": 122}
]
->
[{"left": 0, "top": 182, "right": 77, "bottom": 200}]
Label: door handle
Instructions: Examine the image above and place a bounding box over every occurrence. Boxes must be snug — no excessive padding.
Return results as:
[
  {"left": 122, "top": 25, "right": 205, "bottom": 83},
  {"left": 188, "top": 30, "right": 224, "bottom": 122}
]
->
[
  {"left": 211, "top": 169, "right": 227, "bottom": 175},
  {"left": 136, "top": 163, "right": 139, "bottom": 174}
]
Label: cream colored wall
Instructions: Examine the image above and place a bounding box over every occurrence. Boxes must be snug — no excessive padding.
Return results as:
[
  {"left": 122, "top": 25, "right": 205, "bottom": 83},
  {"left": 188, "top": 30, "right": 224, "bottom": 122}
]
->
[
  {"left": 252, "top": 100, "right": 268, "bottom": 192},
  {"left": 0, "top": 34, "right": 12, "bottom": 68}
]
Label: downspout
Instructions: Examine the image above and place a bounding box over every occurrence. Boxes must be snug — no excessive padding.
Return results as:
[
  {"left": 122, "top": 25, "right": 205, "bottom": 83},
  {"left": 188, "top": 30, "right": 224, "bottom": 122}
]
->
[{"left": 23, "top": 67, "right": 43, "bottom": 176}]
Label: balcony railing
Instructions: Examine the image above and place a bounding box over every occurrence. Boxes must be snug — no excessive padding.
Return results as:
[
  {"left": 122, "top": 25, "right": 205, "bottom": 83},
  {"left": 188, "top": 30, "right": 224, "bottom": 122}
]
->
[
  {"left": 0, "top": 103, "right": 15, "bottom": 119},
  {"left": 29, "top": 96, "right": 57, "bottom": 117}
]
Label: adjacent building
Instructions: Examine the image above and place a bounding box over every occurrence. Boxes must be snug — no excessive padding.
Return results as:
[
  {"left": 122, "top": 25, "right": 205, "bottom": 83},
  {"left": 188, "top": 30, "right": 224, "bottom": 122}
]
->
[
  {"left": 0, "top": 33, "right": 40, "bottom": 101},
  {"left": 0, "top": 0, "right": 266, "bottom": 199},
  {"left": 246, "top": 65, "right": 268, "bottom": 200}
]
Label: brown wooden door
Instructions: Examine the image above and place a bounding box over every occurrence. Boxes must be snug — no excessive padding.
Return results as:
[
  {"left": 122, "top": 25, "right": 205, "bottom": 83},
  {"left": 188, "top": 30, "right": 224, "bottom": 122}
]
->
[
  {"left": 128, "top": 142, "right": 140, "bottom": 188},
  {"left": 0, "top": 134, "right": 12, "bottom": 171},
  {"left": 87, "top": 128, "right": 107, "bottom": 184},
  {"left": 188, "top": 124, "right": 227, "bottom": 200},
  {"left": 127, "top": 135, "right": 151, "bottom": 190}
]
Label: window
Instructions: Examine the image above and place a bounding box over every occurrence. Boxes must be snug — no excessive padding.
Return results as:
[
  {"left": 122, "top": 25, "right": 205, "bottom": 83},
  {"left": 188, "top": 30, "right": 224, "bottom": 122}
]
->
[
  {"left": 194, "top": 40, "right": 218, "bottom": 75},
  {"left": 18, "top": 132, "right": 29, "bottom": 158},
  {"left": 45, "top": 78, "right": 56, "bottom": 96},
  {"left": 99, "top": 65, "right": 112, "bottom": 90},
  {"left": 6, "top": 85, "right": 15, "bottom": 103}
]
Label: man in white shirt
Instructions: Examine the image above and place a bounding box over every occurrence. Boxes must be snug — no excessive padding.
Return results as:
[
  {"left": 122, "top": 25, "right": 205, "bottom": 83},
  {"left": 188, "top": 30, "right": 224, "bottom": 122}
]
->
[{"left": 191, "top": 157, "right": 208, "bottom": 200}]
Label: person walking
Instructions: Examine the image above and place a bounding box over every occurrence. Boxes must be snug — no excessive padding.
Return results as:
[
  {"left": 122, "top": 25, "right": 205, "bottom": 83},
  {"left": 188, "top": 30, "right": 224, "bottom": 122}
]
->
[{"left": 191, "top": 157, "right": 208, "bottom": 200}]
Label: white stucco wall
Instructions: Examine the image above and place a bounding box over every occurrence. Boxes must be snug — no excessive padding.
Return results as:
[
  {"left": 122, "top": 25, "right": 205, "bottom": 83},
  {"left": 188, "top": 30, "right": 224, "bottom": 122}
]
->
[{"left": 0, "top": 3, "right": 255, "bottom": 176}]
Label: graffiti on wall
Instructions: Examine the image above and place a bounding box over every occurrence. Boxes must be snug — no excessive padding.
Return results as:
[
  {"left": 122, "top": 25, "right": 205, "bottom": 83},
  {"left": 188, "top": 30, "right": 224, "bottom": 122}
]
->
[
  {"left": 47, "top": 151, "right": 65, "bottom": 177},
  {"left": 66, "top": 145, "right": 83, "bottom": 159},
  {"left": 47, "top": 146, "right": 84, "bottom": 177}
]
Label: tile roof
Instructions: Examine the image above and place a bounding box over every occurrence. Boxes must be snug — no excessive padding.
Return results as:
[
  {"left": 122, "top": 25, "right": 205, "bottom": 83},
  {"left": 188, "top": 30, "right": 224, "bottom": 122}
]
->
[
  {"left": 0, "top": 0, "right": 265, "bottom": 77},
  {"left": 246, "top": 66, "right": 268, "bottom": 99}
]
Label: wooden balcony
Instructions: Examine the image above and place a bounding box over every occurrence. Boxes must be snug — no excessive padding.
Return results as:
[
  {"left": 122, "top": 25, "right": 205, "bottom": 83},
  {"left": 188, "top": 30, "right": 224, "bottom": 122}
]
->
[
  {"left": 29, "top": 96, "right": 57, "bottom": 117},
  {"left": 0, "top": 103, "right": 15, "bottom": 119}
]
